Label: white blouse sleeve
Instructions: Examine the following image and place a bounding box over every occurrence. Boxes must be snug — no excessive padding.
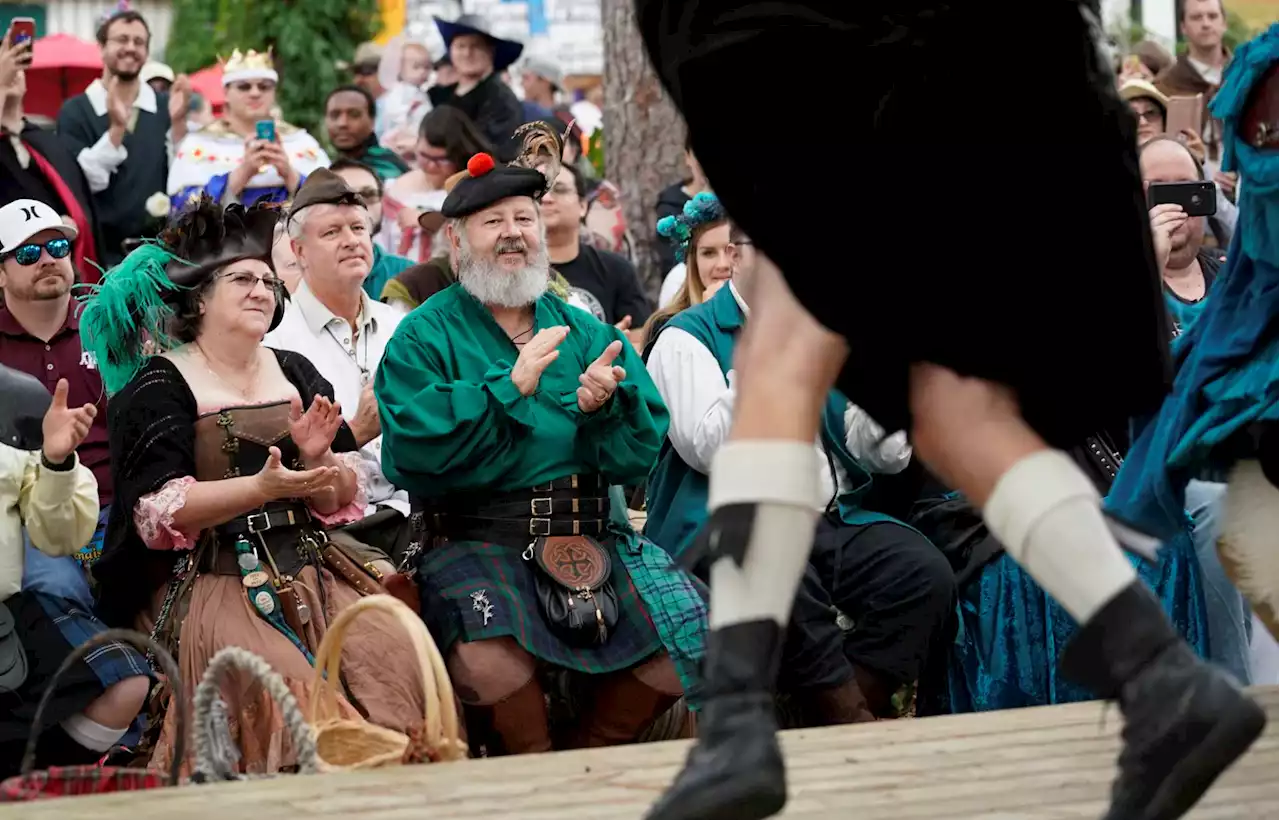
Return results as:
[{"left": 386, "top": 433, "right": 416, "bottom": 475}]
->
[
  {"left": 843, "top": 402, "right": 913, "bottom": 474},
  {"left": 647, "top": 327, "right": 735, "bottom": 475}
]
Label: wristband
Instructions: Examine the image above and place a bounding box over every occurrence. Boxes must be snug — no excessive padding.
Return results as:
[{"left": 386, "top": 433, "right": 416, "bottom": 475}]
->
[{"left": 41, "top": 452, "right": 75, "bottom": 472}]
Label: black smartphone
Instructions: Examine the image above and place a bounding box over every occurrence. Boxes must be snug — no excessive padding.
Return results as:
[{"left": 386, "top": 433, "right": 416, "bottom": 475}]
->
[{"left": 1147, "top": 180, "right": 1217, "bottom": 218}]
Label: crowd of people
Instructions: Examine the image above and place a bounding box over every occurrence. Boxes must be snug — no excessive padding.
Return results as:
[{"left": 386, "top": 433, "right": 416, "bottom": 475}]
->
[{"left": 0, "top": 2, "right": 1274, "bottom": 819}]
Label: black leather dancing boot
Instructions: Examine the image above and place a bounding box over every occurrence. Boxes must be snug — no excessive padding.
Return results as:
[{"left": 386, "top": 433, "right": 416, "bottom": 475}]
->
[
  {"left": 1060, "top": 581, "right": 1266, "bottom": 820},
  {"left": 645, "top": 618, "right": 788, "bottom": 820}
]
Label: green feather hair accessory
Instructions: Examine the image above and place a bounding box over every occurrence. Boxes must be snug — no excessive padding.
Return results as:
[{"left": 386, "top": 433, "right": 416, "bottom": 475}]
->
[{"left": 76, "top": 242, "right": 195, "bottom": 395}]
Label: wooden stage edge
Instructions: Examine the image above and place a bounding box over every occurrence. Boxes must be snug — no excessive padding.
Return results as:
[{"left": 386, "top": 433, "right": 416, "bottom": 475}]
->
[{"left": 8, "top": 686, "right": 1279, "bottom": 819}]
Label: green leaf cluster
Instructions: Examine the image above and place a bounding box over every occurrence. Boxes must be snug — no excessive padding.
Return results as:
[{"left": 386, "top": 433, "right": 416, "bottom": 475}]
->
[{"left": 165, "top": 0, "right": 382, "bottom": 136}]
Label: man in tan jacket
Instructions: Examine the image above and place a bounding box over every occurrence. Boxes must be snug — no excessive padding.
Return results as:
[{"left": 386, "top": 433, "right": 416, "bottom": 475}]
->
[{"left": 0, "top": 363, "right": 150, "bottom": 777}]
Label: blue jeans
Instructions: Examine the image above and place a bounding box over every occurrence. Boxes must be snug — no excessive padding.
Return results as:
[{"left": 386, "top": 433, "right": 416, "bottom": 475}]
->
[
  {"left": 20, "top": 508, "right": 105, "bottom": 612},
  {"left": 1185, "top": 480, "right": 1253, "bottom": 684}
]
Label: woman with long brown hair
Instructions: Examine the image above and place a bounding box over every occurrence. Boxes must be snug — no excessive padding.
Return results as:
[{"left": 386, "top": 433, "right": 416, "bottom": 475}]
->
[{"left": 641, "top": 192, "right": 733, "bottom": 356}]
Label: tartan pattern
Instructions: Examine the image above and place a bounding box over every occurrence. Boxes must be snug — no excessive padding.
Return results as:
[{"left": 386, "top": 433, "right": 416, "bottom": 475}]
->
[
  {"left": 33, "top": 595, "right": 152, "bottom": 688},
  {"left": 418, "top": 535, "right": 666, "bottom": 674},
  {"left": 616, "top": 532, "right": 708, "bottom": 710},
  {"left": 0, "top": 765, "right": 169, "bottom": 801}
]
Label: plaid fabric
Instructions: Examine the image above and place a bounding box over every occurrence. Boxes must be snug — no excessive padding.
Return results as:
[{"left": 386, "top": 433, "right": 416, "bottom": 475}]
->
[
  {"left": 418, "top": 534, "right": 667, "bottom": 674},
  {"left": 33, "top": 594, "right": 151, "bottom": 689},
  {"left": 607, "top": 488, "right": 708, "bottom": 709},
  {"left": 0, "top": 765, "right": 169, "bottom": 802}
]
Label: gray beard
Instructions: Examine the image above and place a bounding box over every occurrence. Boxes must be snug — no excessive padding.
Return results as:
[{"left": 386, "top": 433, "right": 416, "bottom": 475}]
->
[{"left": 456, "top": 238, "right": 551, "bottom": 309}]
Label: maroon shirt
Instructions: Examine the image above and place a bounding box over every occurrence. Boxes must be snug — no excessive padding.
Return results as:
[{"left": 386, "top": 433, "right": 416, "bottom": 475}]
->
[{"left": 0, "top": 303, "right": 112, "bottom": 504}]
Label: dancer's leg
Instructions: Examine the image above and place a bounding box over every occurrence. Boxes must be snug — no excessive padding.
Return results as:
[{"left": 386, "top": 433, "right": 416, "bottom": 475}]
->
[
  {"left": 646, "top": 255, "right": 848, "bottom": 820},
  {"left": 909, "top": 364, "right": 1265, "bottom": 820}
]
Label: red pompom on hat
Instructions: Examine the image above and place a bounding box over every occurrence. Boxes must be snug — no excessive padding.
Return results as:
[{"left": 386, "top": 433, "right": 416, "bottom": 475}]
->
[{"left": 467, "top": 153, "right": 496, "bottom": 177}]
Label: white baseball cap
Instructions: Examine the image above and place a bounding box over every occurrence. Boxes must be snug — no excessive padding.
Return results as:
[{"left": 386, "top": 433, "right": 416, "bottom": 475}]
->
[{"left": 0, "top": 199, "right": 78, "bottom": 255}]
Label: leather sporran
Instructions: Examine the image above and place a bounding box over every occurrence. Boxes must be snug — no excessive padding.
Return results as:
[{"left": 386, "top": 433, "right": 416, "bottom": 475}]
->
[{"left": 528, "top": 535, "right": 618, "bottom": 646}]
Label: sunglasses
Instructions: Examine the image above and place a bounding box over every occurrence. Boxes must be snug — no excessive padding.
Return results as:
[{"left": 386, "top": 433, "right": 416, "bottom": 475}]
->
[
  {"left": 8, "top": 237, "right": 71, "bottom": 266},
  {"left": 231, "top": 81, "right": 276, "bottom": 94}
]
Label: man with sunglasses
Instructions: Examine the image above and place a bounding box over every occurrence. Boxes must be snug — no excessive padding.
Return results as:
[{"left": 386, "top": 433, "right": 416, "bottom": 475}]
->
[{"left": 0, "top": 199, "right": 111, "bottom": 597}]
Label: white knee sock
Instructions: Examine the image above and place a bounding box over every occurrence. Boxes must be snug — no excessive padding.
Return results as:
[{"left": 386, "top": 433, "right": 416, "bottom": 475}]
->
[
  {"left": 983, "top": 449, "right": 1137, "bottom": 624},
  {"left": 61, "top": 713, "right": 127, "bottom": 753},
  {"left": 706, "top": 440, "right": 821, "bottom": 630},
  {"left": 1219, "top": 459, "right": 1279, "bottom": 632}
]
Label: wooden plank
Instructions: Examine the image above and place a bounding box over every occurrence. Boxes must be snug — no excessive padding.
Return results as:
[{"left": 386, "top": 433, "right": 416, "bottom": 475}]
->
[{"left": 5, "top": 686, "right": 1276, "bottom": 819}]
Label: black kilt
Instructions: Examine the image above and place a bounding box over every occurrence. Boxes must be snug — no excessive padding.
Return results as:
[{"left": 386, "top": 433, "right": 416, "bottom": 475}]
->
[
  {"left": 0, "top": 591, "right": 151, "bottom": 756},
  {"left": 637, "top": 1, "right": 1172, "bottom": 447}
]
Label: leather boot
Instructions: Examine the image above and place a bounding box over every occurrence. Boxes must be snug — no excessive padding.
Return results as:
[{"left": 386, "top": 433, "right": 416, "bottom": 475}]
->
[
  {"left": 645, "top": 619, "right": 787, "bottom": 820},
  {"left": 805, "top": 677, "right": 875, "bottom": 726},
  {"left": 488, "top": 676, "right": 552, "bottom": 755},
  {"left": 574, "top": 670, "right": 680, "bottom": 747},
  {"left": 1060, "top": 581, "right": 1266, "bottom": 820}
]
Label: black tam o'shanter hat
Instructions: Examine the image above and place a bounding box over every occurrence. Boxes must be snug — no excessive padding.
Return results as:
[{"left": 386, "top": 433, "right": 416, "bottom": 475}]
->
[{"left": 440, "top": 121, "right": 564, "bottom": 219}]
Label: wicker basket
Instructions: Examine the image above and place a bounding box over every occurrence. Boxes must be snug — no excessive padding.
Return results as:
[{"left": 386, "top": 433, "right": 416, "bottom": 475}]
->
[
  {"left": 0, "top": 629, "right": 186, "bottom": 802},
  {"left": 190, "top": 646, "right": 320, "bottom": 781},
  {"left": 308, "top": 594, "right": 466, "bottom": 770}
]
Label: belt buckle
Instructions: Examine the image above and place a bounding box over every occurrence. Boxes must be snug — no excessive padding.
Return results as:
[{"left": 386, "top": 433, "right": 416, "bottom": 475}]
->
[
  {"left": 529, "top": 517, "right": 551, "bottom": 537},
  {"left": 531, "top": 497, "right": 553, "bottom": 516},
  {"left": 246, "top": 512, "right": 271, "bottom": 534}
]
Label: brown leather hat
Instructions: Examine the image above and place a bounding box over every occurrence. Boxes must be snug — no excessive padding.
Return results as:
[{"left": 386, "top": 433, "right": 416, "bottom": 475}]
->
[{"left": 287, "top": 168, "right": 366, "bottom": 222}]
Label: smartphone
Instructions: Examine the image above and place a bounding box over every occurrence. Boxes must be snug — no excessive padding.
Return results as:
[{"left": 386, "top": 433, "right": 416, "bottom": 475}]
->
[
  {"left": 255, "top": 119, "right": 277, "bottom": 143},
  {"left": 1165, "top": 94, "right": 1203, "bottom": 137},
  {"left": 9, "top": 17, "right": 34, "bottom": 65},
  {"left": 1147, "top": 180, "right": 1217, "bottom": 217}
]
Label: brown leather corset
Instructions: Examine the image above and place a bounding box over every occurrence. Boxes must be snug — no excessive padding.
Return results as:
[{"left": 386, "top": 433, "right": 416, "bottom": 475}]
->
[
  {"left": 193, "top": 401, "right": 317, "bottom": 576},
  {"left": 193, "top": 401, "right": 298, "bottom": 480}
]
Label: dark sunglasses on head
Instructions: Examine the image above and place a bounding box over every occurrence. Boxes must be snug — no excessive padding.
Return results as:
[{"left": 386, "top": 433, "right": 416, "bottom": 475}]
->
[
  {"left": 8, "top": 237, "right": 71, "bottom": 266},
  {"left": 353, "top": 63, "right": 379, "bottom": 77},
  {"left": 232, "top": 81, "right": 276, "bottom": 94}
]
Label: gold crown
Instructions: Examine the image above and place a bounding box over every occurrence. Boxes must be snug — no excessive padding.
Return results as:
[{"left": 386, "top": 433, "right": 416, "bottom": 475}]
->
[{"left": 221, "top": 48, "right": 275, "bottom": 75}]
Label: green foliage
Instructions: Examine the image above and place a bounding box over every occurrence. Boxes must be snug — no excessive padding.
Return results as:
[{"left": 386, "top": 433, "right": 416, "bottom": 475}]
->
[
  {"left": 165, "top": 0, "right": 382, "bottom": 135},
  {"left": 586, "top": 128, "right": 605, "bottom": 180}
]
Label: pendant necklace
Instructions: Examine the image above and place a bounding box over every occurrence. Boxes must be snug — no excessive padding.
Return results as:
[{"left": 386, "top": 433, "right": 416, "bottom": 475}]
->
[
  {"left": 196, "top": 343, "right": 259, "bottom": 400},
  {"left": 325, "top": 324, "right": 371, "bottom": 385}
]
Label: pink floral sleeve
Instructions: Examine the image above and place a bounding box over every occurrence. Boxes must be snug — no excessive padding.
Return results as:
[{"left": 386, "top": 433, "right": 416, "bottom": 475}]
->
[
  {"left": 309, "top": 451, "right": 371, "bottom": 527},
  {"left": 134, "top": 476, "right": 199, "bottom": 550}
]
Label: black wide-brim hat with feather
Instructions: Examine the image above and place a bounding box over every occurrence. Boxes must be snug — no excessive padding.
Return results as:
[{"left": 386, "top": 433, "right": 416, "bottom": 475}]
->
[
  {"left": 441, "top": 120, "right": 563, "bottom": 219},
  {"left": 78, "top": 196, "right": 283, "bottom": 394}
]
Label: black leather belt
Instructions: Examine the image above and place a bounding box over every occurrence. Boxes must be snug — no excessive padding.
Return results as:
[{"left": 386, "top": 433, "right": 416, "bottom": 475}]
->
[
  {"left": 433, "top": 514, "right": 608, "bottom": 542},
  {"left": 217, "top": 503, "right": 313, "bottom": 539}
]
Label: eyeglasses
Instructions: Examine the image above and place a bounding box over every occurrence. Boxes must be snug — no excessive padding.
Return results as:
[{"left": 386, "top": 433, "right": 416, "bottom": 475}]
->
[
  {"left": 546, "top": 184, "right": 578, "bottom": 199},
  {"left": 7, "top": 238, "right": 71, "bottom": 266},
  {"left": 216, "top": 270, "right": 283, "bottom": 293},
  {"left": 418, "top": 151, "right": 452, "bottom": 166},
  {"left": 107, "top": 35, "right": 148, "bottom": 49},
  {"left": 1131, "top": 107, "right": 1162, "bottom": 123},
  {"left": 231, "top": 81, "right": 277, "bottom": 94},
  {"left": 353, "top": 187, "right": 382, "bottom": 204}
]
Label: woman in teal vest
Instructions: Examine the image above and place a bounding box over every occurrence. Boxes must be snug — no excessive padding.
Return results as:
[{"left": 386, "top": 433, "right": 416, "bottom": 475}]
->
[{"left": 645, "top": 214, "right": 955, "bottom": 723}]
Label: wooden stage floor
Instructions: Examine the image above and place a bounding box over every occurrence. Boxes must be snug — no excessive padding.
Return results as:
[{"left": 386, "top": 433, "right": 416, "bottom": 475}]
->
[{"left": 9, "top": 686, "right": 1278, "bottom": 819}]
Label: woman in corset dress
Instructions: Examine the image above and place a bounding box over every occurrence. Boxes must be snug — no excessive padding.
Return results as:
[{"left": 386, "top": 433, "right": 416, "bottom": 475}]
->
[{"left": 81, "top": 198, "right": 424, "bottom": 775}]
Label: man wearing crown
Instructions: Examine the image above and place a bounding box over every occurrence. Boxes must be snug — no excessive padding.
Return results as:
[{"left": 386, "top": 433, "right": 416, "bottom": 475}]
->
[
  {"left": 375, "top": 134, "right": 708, "bottom": 754},
  {"left": 167, "top": 49, "right": 328, "bottom": 210}
]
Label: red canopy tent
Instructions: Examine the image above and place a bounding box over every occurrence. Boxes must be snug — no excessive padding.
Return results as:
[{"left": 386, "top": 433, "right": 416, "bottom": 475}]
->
[
  {"left": 188, "top": 64, "right": 225, "bottom": 110},
  {"left": 23, "top": 34, "right": 103, "bottom": 119}
]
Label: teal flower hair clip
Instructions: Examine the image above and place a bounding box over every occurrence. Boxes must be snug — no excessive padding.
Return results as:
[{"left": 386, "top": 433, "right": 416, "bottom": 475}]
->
[{"left": 657, "top": 191, "right": 726, "bottom": 262}]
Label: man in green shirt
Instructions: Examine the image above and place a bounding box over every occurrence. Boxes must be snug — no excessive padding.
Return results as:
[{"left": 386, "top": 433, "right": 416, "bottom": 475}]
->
[{"left": 376, "top": 148, "right": 707, "bottom": 754}]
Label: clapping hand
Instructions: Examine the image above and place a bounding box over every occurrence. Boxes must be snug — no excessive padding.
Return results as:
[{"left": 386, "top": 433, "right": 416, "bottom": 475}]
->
[
  {"left": 511, "top": 326, "right": 570, "bottom": 396},
  {"left": 289, "top": 394, "right": 343, "bottom": 462},
  {"left": 577, "top": 340, "right": 626, "bottom": 413},
  {"left": 254, "top": 446, "right": 339, "bottom": 501},
  {"left": 42, "top": 379, "right": 96, "bottom": 465}
]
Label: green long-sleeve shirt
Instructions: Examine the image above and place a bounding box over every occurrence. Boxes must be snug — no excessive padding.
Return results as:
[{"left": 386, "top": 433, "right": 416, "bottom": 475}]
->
[{"left": 375, "top": 283, "right": 669, "bottom": 499}]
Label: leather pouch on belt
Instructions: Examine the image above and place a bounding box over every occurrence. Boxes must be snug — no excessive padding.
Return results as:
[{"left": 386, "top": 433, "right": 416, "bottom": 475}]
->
[{"left": 529, "top": 535, "right": 619, "bottom": 646}]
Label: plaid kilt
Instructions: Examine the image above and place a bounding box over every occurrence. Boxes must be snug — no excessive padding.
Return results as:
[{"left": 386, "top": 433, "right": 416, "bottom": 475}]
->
[
  {"left": 0, "top": 591, "right": 151, "bottom": 749},
  {"left": 417, "top": 536, "right": 665, "bottom": 673}
]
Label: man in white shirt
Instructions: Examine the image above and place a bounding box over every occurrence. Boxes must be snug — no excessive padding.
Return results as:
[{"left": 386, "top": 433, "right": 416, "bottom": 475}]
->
[
  {"left": 264, "top": 169, "right": 411, "bottom": 557},
  {"left": 645, "top": 230, "right": 954, "bottom": 726}
]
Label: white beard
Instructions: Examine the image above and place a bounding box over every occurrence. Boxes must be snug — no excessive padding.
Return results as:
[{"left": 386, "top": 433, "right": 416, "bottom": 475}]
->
[{"left": 457, "top": 231, "right": 551, "bottom": 309}]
